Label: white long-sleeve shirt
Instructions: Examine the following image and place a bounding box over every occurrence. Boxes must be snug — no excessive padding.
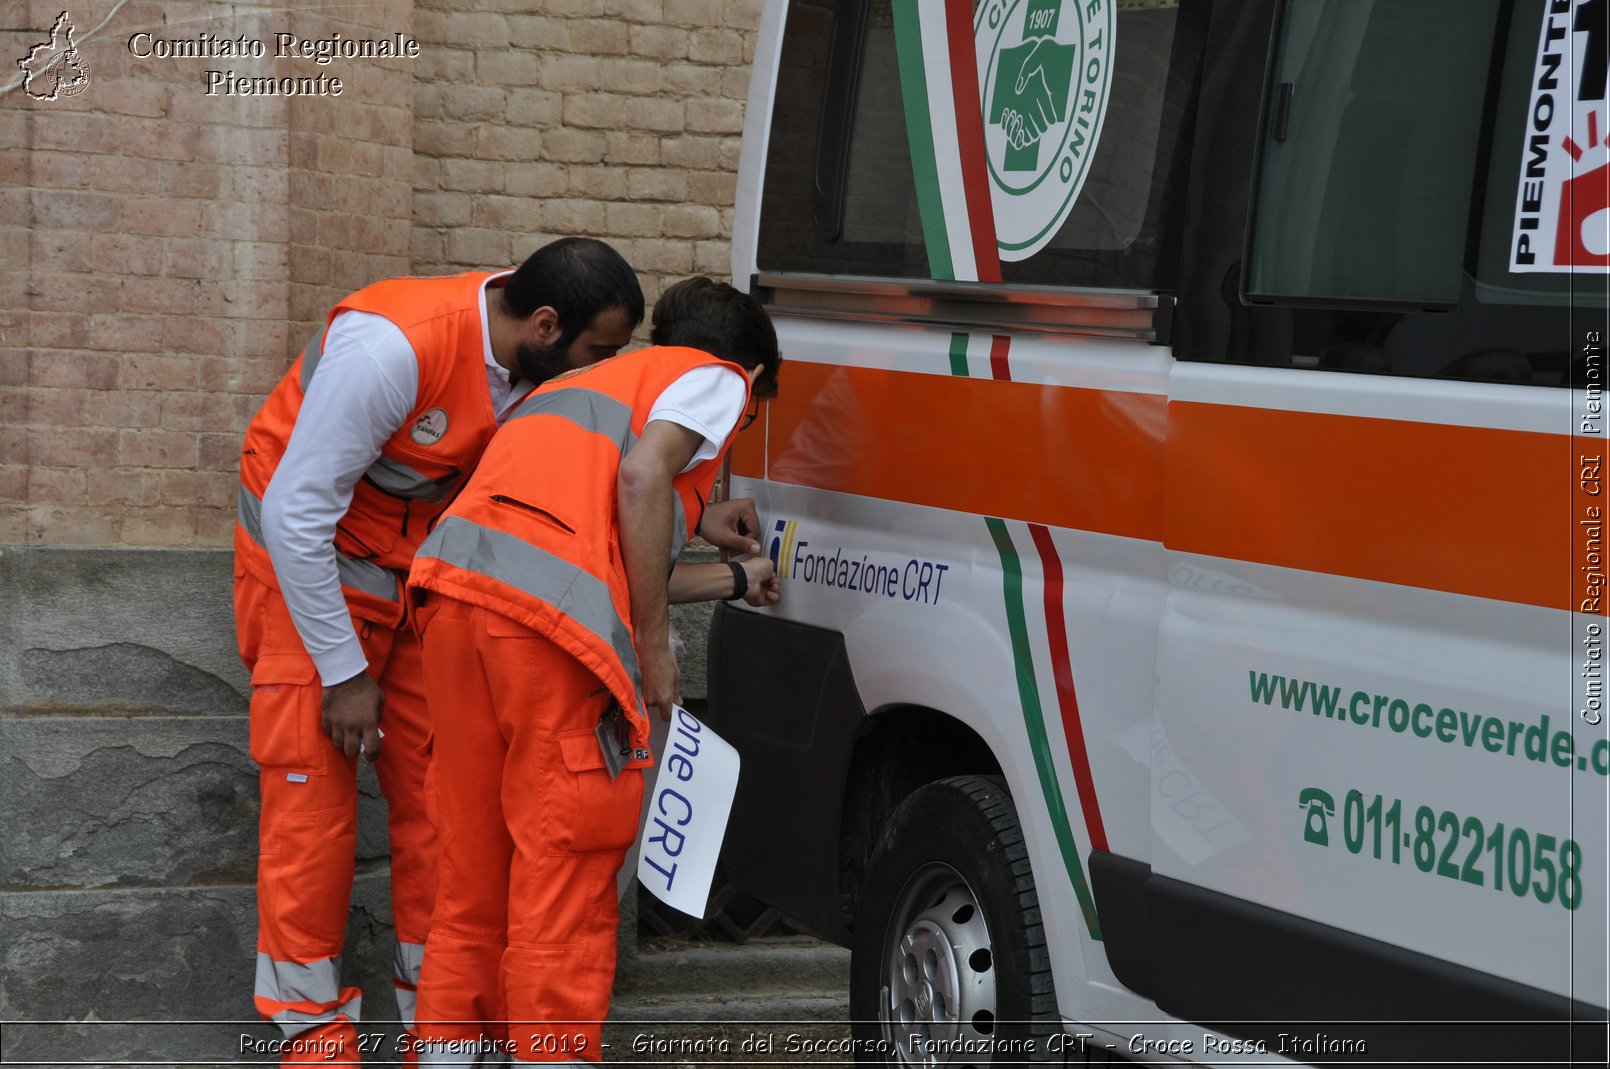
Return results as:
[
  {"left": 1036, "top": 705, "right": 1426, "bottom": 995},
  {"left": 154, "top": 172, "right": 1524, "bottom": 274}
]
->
[{"left": 258, "top": 281, "right": 745, "bottom": 685}]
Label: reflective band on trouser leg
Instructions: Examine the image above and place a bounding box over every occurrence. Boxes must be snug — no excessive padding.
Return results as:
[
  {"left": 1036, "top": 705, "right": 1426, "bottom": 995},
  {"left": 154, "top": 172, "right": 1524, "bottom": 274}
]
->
[
  {"left": 256, "top": 953, "right": 363, "bottom": 1063},
  {"left": 394, "top": 941, "right": 424, "bottom": 1028},
  {"left": 256, "top": 954, "right": 364, "bottom": 1036}
]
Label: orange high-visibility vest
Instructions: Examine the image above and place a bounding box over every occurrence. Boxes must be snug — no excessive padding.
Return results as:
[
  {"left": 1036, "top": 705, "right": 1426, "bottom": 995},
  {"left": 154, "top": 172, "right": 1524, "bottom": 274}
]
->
[
  {"left": 407, "top": 346, "right": 751, "bottom": 747},
  {"left": 236, "top": 272, "right": 504, "bottom": 625}
]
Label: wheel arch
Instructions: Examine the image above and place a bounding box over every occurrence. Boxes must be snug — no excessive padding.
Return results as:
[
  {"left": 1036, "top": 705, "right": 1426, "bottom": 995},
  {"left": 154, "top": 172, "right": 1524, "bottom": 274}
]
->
[
  {"left": 707, "top": 606, "right": 1013, "bottom": 948},
  {"left": 837, "top": 704, "right": 1005, "bottom": 940}
]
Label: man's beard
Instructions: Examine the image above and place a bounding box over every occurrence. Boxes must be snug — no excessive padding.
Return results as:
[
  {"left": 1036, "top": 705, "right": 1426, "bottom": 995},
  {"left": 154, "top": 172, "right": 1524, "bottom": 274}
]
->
[{"left": 513, "top": 338, "right": 574, "bottom": 387}]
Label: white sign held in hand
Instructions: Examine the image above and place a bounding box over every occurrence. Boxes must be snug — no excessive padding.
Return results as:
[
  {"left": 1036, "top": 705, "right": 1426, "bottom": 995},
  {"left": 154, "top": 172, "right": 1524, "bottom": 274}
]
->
[{"left": 618, "top": 704, "right": 741, "bottom": 919}]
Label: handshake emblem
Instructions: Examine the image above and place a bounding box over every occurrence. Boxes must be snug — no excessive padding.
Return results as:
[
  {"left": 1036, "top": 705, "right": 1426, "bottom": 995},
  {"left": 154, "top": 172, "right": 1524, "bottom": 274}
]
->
[
  {"left": 993, "top": 37, "right": 1076, "bottom": 154},
  {"left": 975, "top": 0, "right": 1111, "bottom": 261},
  {"left": 987, "top": 1, "right": 1077, "bottom": 170}
]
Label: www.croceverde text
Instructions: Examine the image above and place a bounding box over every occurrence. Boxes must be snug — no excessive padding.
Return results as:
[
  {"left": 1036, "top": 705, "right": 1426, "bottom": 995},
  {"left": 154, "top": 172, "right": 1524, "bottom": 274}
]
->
[{"left": 1249, "top": 671, "right": 1609, "bottom": 776}]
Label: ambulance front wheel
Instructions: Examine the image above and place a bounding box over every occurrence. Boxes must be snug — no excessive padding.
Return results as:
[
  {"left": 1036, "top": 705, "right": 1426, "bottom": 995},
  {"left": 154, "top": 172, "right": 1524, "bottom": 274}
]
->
[{"left": 849, "top": 775, "right": 1060, "bottom": 1066}]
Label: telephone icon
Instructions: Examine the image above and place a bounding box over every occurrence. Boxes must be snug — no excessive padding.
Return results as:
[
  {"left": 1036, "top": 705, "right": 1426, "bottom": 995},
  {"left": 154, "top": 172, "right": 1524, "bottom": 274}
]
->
[{"left": 1298, "top": 787, "right": 1335, "bottom": 846}]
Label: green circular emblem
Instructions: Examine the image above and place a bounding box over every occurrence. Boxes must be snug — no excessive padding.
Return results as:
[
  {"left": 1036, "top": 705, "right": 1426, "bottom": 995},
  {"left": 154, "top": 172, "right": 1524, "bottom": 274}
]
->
[{"left": 976, "top": 0, "right": 1115, "bottom": 260}]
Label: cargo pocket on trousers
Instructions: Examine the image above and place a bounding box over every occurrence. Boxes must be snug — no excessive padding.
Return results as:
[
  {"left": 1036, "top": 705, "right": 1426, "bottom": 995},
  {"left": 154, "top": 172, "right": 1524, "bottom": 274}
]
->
[
  {"left": 553, "top": 729, "right": 646, "bottom": 855},
  {"left": 248, "top": 653, "right": 320, "bottom": 769}
]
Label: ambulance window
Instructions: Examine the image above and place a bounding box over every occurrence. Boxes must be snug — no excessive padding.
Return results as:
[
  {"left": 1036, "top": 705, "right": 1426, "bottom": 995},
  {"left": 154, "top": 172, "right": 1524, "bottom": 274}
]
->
[
  {"left": 756, "top": 0, "right": 1207, "bottom": 291},
  {"left": 1245, "top": 0, "right": 1497, "bottom": 307},
  {"left": 1200, "top": 0, "right": 1609, "bottom": 385},
  {"left": 1470, "top": 0, "right": 1610, "bottom": 312}
]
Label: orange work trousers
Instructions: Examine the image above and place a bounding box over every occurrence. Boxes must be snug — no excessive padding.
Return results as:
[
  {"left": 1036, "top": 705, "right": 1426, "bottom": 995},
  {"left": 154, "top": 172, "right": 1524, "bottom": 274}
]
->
[
  {"left": 235, "top": 570, "right": 439, "bottom": 1063},
  {"left": 413, "top": 594, "right": 645, "bottom": 1066}
]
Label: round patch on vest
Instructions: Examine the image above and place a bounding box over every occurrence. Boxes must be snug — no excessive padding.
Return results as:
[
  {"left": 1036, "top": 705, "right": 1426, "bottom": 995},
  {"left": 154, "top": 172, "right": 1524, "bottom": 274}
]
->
[{"left": 410, "top": 407, "right": 449, "bottom": 446}]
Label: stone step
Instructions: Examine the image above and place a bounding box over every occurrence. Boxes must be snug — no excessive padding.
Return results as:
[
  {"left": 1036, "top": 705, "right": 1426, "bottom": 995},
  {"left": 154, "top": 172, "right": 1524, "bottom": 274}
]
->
[
  {"left": 617, "top": 938, "right": 850, "bottom": 1001},
  {"left": 611, "top": 991, "right": 852, "bottom": 1022}
]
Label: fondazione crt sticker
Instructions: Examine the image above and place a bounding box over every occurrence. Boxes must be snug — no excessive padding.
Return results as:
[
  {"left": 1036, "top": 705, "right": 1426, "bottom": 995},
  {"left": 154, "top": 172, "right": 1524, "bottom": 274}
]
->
[{"left": 1510, "top": 0, "right": 1610, "bottom": 273}]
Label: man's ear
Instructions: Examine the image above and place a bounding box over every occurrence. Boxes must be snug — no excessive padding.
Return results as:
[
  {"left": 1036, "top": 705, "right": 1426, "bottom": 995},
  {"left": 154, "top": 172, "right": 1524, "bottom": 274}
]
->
[
  {"left": 746, "top": 362, "right": 766, "bottom": 386},
  {"left": 530, "top": 306, "right": 561, "bottom": 344}
]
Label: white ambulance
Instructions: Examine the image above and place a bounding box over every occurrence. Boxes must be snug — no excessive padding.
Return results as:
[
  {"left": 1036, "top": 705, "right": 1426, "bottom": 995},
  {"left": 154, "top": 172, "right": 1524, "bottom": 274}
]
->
[{"left": 706, "top": 0, "right": 1608, "bottom": 1064}]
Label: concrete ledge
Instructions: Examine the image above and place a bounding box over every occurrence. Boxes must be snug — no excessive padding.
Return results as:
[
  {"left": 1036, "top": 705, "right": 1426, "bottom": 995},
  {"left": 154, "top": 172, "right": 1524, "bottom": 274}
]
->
[
  {"left": 0, "top": 544, "right": 720, "bottom": 712},
  {"left": 0, "top": 548, "right": 248, "bottom": 717},
  {"left": 0, "top": 716, "right": 389, "bottom": 890}
]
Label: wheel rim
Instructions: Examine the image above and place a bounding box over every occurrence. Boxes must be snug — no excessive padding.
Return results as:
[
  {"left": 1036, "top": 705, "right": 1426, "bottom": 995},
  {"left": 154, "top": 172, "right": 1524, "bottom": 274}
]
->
[{"left": 879, "top": 862, "right": 998, "bottom": 1066}]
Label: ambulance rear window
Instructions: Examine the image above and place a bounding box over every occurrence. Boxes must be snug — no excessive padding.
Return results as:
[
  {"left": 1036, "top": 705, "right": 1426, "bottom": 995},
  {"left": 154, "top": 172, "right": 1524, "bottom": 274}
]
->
[
  {"left": 1244, "top": 0, "right": 1497, "bottom": 307},
  {"left": 1214, "top": 0, "right": 1609, "bottom": 385}
]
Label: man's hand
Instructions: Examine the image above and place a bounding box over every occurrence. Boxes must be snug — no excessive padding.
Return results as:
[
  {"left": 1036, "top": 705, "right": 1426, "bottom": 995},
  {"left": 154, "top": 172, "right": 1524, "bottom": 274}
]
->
[
  {"left": 322, "top": 672, "right": 382, "bottom": 761},
  {"left": 638, "top": 640, "right": 682, "bottom": 722},
  {"left": 699, "top": 497, "right": 761, "bottom": 555},
  {"left": 741, "top": 555, "right": 780, "bottom": 607}
]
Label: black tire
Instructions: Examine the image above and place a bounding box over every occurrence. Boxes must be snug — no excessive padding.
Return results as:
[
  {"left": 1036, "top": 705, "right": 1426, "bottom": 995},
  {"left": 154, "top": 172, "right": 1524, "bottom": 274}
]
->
[{"left": 850, "top": 775, "right": 1061, "bottom": 1066}]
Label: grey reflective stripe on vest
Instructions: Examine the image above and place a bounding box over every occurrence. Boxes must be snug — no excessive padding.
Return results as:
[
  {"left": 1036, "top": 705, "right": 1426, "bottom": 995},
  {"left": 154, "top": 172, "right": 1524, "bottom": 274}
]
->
[
  {"left": 297, "top": 326, "right": 329, "bottom": 390},
  {"left": 417, "top": 515, "right": 641, "bottom": 699},
  {"left": 256, "top": 953, "right": 362, "bottom": 1037},
  {"left": 509, "top": 387, "right": 638, "bottom": 451},
  {"left": 510, "top": 388, "right": 698, "bottom": 565},
  {"left": 237, "top": 484, "right": 401, "bottom": 604},
  {"left": 335, "top": 555, "right": 400, "bottom": 602},
  {"left": 365, "top": 455, "right": 460, "bottom": 503},
  {"left": 299, "top": 324, "right": 456, "bottom": 503}
]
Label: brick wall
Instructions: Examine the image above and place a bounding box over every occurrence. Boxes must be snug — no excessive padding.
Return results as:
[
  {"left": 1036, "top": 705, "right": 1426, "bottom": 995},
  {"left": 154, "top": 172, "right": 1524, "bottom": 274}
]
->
[
  {"left": 409, "top": 0, "right": 761, "bottom": 303},
  {"left": 1, "top": 0, "right": 764, "bottom": 549}
]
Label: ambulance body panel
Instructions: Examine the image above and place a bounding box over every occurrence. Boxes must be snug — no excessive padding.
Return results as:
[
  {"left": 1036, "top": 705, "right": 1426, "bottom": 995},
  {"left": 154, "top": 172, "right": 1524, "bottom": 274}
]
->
[{"left": 709, "top": 0, "right": 1609, "bottom": 1063}]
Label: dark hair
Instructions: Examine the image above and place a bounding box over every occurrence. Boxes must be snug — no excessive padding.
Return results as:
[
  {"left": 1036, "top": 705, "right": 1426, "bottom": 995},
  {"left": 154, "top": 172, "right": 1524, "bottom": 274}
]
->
[
  {"left": 649, "top": 277, "right": 782, "bottom": 399},
  {"left": 501, "top": 238, "right": 644, "bottom": 348}
]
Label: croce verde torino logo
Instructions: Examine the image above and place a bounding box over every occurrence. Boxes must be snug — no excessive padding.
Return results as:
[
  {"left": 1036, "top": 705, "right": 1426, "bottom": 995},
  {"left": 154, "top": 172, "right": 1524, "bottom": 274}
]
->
[{"left": 976, "top": 0, "right": 1114, "bottom": 260}]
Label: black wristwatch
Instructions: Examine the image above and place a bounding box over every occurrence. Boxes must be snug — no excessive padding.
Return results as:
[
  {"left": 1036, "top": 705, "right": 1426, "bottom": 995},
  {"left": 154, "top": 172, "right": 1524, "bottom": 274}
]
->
[{"left": 725, "top": 560, "right": 748, "bottom": 601}]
